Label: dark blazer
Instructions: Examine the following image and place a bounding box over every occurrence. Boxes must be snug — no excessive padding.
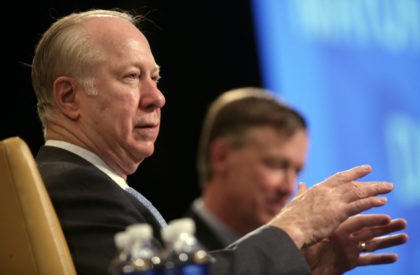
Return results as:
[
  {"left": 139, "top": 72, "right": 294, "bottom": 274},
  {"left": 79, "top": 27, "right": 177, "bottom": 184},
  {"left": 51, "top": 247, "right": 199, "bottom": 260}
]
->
[
  {"left": 36, "top": 146, "right": 163, "bottom": 275},
  {"left": 184, "top": 204, "right": 227, "bottom": 251},
  {"left": 36, "top": 145, "right": 311, "bottom": 275},
  {"left": 185, "top": 203, "right": 313, "bottom": 274}
]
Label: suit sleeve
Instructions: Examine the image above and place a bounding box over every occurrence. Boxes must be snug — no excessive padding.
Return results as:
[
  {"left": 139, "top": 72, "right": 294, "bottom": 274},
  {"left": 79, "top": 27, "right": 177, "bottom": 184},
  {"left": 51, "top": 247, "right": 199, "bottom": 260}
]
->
[{"left": 209, "top": 225, "right": 312, "bottom": 275}]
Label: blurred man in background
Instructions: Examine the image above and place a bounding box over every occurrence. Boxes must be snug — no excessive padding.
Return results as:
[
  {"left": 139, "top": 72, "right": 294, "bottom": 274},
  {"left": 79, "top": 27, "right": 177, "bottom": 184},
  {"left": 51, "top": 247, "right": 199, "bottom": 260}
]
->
[{"left": 186, "top": 87, "right": 408, "bottom": 273}]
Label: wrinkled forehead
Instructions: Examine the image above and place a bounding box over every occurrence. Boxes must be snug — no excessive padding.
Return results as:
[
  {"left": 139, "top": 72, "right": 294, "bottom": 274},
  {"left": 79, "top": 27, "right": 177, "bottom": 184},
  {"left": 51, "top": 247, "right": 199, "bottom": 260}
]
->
[
  {"left": 82, "top": 16, "right": 151, "bottom": 58},
  {"left": 82, "top": 16, "right": 144, "bottom": 40}
]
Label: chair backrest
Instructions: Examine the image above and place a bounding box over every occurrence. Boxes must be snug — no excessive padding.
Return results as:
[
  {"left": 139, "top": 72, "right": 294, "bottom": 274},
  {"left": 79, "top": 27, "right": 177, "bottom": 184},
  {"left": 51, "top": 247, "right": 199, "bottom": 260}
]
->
[{"left": 0, "top": 136, "right": 77, "bottom": 275}]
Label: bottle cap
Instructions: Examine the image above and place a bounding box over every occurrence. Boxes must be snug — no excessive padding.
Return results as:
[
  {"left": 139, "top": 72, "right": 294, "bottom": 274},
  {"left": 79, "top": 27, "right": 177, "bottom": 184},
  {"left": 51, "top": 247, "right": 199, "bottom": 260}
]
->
[
  {"left": 114, "top": 230, "right": 131, "bottom": 249},
  {"left": 161, "top": 218, "right": 195, "bottom": 243},
  {"left": 126, "top": 223, "right": 153, "bottom": 240}
]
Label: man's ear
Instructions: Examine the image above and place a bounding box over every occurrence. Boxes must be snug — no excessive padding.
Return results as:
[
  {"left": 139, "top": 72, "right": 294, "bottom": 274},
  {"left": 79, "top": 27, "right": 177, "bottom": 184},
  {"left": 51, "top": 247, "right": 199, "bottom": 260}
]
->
[
  {"left": 53, "top": 76, "right": 80, "bottom": 120},
  {"left": 210, "top": 138, "right": 232, "bottom": 173}
]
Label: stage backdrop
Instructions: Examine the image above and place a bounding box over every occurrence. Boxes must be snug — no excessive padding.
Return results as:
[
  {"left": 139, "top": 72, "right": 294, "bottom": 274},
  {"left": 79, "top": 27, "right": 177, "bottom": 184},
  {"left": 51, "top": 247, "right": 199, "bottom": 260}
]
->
[{"left": 251, "top": 0, "right": 419, "bottom": 274}]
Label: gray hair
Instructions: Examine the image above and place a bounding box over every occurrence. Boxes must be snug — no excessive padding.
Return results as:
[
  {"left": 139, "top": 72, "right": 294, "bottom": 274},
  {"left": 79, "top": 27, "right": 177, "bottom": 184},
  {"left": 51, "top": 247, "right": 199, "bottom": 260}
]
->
[{"left": 31, "top": 9, "right": 145, "bottom": 132}]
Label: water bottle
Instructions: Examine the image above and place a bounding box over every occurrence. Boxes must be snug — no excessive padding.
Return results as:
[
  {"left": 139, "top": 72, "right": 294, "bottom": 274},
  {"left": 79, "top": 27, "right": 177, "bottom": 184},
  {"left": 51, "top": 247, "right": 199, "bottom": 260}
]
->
[
  {"left": 110, "top": 223, "right": 164, "bottom": 275},
  {"left": 161, "top": 218, "right": 213, "bottom": 275},
  {"left": 125, "top": 223, "right": 164, "bottom": 275},
  {"left": 109, "top": 230, "right": 132, "bottom": 275}
]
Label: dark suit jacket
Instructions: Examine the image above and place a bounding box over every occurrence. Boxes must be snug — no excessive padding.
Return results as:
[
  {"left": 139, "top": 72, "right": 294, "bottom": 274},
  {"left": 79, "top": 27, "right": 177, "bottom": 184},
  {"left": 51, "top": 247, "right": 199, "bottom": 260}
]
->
[
  {"left": 36, "top": 146, "right": 163, "bottom": 275},
  {"left": 37, "top": 145, "right": 311, "bottom": 275},
  {"left": 185, "top": 203, "right": 313, "bottom": 274},
  {"left": 184, "top": 204, "right": 227, "bottom": 251}
]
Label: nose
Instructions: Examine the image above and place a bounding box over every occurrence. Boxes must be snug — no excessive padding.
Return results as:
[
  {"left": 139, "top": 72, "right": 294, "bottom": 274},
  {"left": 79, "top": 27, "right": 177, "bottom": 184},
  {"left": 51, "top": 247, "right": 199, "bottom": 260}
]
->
[
  {"left": 281, "top": 168, "right": 298, "bottom": 194},
  {"left": 151, "top": 87, "right": 166, "bottom": 108},
  {"left": 141, "top": 80, "right": 166, "bottom": 109}
]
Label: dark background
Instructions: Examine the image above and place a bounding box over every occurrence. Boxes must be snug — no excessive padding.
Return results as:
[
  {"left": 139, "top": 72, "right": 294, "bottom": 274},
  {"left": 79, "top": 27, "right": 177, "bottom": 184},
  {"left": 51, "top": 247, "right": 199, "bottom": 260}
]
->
[{"left": 4, "top": 0, "right": 262, "bottom": 221}]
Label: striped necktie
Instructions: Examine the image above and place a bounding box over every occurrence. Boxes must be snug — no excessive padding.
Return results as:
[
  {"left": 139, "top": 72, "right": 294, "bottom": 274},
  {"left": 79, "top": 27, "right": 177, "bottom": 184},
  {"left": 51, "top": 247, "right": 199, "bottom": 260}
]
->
[{"left": 125, "top": 186, "right": 167, "bottom": 228}]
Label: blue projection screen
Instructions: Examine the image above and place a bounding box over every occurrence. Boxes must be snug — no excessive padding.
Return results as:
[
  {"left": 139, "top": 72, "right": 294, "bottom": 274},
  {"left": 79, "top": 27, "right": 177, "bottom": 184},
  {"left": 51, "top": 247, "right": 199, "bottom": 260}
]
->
[{"left": 251, "top": 0, "right": 419, "bottom": 274}]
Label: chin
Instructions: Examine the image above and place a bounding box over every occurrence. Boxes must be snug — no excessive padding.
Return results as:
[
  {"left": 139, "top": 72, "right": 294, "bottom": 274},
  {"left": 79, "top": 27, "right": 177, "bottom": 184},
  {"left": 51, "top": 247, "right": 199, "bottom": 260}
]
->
[
  {"left": 266, "top": 209, "right": 281, "bottom": 219},
  {"left": 129, "top": 143, "right": 155, "bottom": 162},
  {"left": 142, "top": 144, "right": 155, "bottom": 158}
]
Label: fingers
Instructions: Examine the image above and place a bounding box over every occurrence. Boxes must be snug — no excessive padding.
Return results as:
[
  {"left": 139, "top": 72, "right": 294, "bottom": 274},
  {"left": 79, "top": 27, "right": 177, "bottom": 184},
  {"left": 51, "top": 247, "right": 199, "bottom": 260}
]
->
[
  {"left": 357, "top": 232, "right": 408, "bottom": 266},
  {"left": 353, "top": 218, "right": 408, "bottom": 241},
  {"left": 338, "top": 214, "right": 391, "bottom": 235},
  {"left": 274, "top": 165, "right": 397, "bottom": 250},
  {"left": 296, "top": 182, "right": 308, "bottom": 196},
  {"left": 324, "top": 165, "right": 394, "bottom": 209},
  {"left": 361, "top": 233, "right": 408, "bottom": 253},
  {"left": 342, "top": 181, "right": 393, "bottom": 206},
  {"left": 347, "top": 195, "right": 389, "bottom": 217},
  {"left": 328, "top": 164, "right": 393, "bottom": 199},
  {"left": 358, "top": 253, "right": 399, "bottom": 266},
  {"left": 330, "top": 164, "right": 372, "bottom": 183},
  {"left": 357, "top": 181, "right": 394, "bottom": 198}
]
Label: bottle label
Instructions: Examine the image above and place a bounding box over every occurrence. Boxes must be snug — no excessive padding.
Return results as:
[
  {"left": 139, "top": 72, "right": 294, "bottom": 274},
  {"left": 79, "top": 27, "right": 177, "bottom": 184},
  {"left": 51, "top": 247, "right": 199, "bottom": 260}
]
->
[{"left": 181, "top": 263, "right": 209, "bottom": 275}]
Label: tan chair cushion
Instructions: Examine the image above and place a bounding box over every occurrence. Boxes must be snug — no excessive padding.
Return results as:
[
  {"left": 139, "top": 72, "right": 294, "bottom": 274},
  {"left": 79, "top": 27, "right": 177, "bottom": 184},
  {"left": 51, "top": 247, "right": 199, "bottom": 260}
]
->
[{"left": 0, "top": 136, "right": 76, "bottom": 275}]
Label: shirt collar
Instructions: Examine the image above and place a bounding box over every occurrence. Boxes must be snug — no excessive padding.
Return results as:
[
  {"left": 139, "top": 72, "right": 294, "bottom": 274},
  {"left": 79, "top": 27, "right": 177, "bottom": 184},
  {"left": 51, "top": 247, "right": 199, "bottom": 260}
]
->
[
  {"left": 192, "top": 198, "right": 241, "bottom": 246},
  {"left": 44, "top": 140, "right": 128, "bottom": 189}
]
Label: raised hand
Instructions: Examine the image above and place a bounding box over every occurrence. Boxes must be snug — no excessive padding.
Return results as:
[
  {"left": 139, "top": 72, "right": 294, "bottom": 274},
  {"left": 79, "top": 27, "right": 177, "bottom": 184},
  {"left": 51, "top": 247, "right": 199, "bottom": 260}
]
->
[
  {"left": 303, "top": 214, "right": 408, "bottom": 274},
  {"left": 268, "top": 165, "right": 394, "bottom": 248}
]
